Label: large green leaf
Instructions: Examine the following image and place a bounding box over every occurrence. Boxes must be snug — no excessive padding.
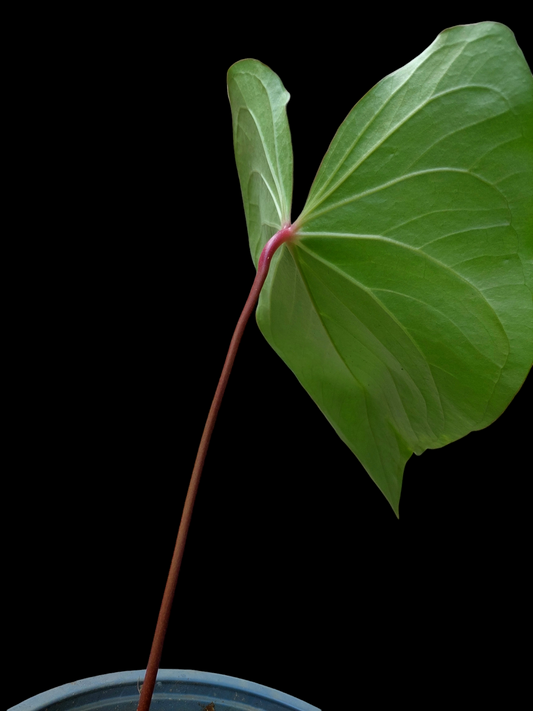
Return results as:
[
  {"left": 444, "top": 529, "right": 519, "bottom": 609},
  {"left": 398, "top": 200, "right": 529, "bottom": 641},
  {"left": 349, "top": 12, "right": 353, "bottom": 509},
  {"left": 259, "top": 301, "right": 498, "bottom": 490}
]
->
[{"left": 228, "top": 22, "right": 533, "bottom": 515}]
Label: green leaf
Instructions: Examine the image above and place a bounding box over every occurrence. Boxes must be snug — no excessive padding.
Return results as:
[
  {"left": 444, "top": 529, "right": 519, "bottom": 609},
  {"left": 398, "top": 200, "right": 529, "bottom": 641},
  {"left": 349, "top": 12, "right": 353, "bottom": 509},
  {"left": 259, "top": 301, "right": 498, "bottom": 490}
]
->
[
  {"left": 228, "top": 22, "right": 533, "bottom": 515},
  {"left": 227, "top": 59, "right": 293, "bottom": 266}
]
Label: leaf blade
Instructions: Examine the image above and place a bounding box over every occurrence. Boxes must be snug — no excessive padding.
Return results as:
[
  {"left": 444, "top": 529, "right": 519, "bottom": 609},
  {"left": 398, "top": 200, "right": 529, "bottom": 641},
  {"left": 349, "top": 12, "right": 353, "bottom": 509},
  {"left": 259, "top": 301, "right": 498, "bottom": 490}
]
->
[
  {"left": 227, "top": 59, "right": 293, "bottom": 266},
  {"left": 256, "top": 22, "right": 533, "bottom": 513}
]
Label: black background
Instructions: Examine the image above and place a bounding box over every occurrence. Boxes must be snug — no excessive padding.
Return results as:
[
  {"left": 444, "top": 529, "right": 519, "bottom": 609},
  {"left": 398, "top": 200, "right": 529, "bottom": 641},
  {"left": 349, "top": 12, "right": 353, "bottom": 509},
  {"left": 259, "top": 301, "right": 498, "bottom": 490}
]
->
[{"left": 7, "top": 8, "right": 531, "bottom": 710}]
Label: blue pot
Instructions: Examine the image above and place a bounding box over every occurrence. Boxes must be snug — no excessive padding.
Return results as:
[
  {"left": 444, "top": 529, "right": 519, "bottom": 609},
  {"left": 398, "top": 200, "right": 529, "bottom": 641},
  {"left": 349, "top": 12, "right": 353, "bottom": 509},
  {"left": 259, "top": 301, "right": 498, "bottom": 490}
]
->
[{"left": 9, "top": 669, "right": 320, "bottom": 711}]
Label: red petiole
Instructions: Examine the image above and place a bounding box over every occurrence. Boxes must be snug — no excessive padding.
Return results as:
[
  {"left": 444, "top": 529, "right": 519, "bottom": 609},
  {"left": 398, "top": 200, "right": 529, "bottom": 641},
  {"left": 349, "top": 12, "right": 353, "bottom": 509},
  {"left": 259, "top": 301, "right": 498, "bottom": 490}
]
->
[{"left": 137, "top": 225, "right": 296, "bottom": 711}]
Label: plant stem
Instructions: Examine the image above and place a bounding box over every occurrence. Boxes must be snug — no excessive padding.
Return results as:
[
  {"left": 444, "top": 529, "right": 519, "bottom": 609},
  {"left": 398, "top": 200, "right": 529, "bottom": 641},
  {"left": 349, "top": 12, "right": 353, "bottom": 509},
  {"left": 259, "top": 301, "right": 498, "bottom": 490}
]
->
[{"left": 137, "top": 225, "right": 295, "bottom": 711}]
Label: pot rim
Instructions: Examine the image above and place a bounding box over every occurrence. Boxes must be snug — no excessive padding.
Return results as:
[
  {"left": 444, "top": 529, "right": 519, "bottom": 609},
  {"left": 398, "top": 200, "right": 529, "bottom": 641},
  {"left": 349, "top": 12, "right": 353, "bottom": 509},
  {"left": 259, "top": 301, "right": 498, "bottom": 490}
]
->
[{"left": 9, "top": 668, "right": 320, "bottom": 711}]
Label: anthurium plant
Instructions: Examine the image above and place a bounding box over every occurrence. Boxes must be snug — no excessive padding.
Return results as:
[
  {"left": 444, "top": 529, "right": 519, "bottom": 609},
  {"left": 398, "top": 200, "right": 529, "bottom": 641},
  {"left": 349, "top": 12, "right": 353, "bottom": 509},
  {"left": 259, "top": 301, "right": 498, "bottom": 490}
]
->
[{"left": 138, "top": 20, "right": 531, "bottom": 711}]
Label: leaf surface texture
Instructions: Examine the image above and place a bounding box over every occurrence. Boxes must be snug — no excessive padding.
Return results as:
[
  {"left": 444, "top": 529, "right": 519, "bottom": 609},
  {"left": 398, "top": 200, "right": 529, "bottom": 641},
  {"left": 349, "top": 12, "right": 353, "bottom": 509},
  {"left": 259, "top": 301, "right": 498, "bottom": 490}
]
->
[{"left": 229, "top": 23, "right": 533, "bottom": 513}]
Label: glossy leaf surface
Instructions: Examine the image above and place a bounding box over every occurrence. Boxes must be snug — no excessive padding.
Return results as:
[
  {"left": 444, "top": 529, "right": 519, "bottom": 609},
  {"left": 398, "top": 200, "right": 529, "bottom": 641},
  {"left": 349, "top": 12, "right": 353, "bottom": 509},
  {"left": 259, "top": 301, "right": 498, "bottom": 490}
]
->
[{"left": 228, "top": 23, "right": 533, "bottom": 514}]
